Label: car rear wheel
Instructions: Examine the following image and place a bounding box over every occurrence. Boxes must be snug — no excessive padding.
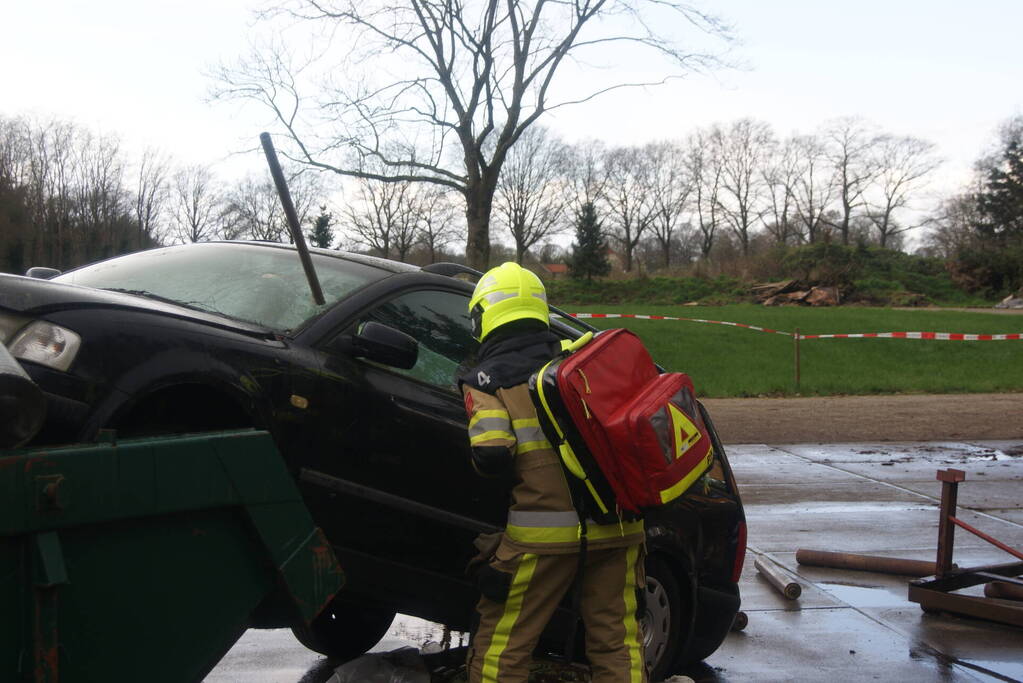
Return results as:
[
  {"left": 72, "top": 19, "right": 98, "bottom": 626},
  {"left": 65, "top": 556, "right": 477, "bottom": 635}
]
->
[
  {"left": 642, "top": 555, "right": 693, "bottom": 680},
  {"left": 291, "top": 599, "right": 396, "bottom": 661}
]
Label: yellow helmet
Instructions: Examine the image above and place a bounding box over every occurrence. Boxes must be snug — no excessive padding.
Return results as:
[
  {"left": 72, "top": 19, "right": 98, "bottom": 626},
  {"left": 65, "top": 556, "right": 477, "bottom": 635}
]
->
[{"left": 469, "top": 262, "right": 549, "bottom": 341}]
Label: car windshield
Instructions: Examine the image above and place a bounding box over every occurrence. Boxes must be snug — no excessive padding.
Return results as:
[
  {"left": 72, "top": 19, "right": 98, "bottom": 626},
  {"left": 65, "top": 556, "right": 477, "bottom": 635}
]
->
[{"left": 53, "top": 243, "right": 389, "bottom": 331}]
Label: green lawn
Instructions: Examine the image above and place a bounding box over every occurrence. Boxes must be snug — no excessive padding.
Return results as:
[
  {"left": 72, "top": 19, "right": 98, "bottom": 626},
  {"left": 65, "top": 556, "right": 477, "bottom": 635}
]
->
[{"left": 559, "top": 304, "right": 1023, "bottom": 397}]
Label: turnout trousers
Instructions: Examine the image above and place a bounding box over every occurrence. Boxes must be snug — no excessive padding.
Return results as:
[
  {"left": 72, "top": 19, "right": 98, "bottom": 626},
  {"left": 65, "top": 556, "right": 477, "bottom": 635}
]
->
[{"left": 467, "top": 543, "right": 647, "bottom": 683}]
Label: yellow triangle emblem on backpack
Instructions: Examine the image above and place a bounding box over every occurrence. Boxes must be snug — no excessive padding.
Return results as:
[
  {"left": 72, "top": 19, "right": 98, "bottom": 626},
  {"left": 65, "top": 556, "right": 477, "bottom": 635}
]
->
[{"left": 668, "top": 403, "right": 701, "bottom": 459}]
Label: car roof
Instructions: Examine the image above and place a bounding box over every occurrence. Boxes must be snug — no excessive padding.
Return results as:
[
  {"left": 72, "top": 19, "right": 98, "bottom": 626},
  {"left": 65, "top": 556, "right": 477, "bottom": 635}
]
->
[{"left": 209, "top": 240, "right": 422, "bottom": 275}]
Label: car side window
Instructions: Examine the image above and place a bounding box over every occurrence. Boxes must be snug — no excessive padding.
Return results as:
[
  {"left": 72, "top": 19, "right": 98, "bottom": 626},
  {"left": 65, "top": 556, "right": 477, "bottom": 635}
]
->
[{"left": 360, "top": 289, "right": 478, "bottom": 389}]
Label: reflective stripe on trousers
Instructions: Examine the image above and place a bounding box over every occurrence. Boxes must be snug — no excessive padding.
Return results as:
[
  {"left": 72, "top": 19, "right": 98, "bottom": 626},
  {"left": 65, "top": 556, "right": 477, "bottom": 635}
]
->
[
  {"left": 505, "top": 510, "right": 644, "bottom": 546},
  {"left": 468, "top": 546, "right": 647, "bottom": 683},
  {"left": 480, "top": 553, "right": 538, "bottom": 682}
]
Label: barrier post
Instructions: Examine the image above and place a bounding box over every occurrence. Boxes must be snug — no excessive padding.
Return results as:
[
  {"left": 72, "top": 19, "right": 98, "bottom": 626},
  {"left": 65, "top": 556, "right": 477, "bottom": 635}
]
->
[{"left": 794, "top": 328, "right": 801, "bottom": 388}]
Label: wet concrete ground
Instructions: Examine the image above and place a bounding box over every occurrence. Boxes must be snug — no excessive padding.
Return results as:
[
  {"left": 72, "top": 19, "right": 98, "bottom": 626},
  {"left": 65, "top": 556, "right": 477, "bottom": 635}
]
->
[{"left": 206, "top": 439, "right": 1023, "bottom": 683}]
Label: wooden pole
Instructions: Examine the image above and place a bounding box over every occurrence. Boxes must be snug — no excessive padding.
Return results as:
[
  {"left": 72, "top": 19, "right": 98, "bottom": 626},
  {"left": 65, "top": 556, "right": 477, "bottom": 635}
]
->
[
  {"left": 796, "top": 549, "right": 948, "bottom": 577},
  {"left": 794, "top": 328, "right": 801, "bottom": 389},
  {"left": 985, "top": 581, "right": 1023, "bottom": 601},
  {"left": 936, "top": 469, "right": 966, "bottom": 578},
  {"left": 755, "top": 556, "right": 802, "bottom": 600}
]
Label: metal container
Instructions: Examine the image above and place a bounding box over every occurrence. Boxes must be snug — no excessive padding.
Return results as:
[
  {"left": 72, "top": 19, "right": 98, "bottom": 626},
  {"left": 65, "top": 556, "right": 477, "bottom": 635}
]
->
[{"left": 1, "top": 429, "right": 343, "bottom": 683}]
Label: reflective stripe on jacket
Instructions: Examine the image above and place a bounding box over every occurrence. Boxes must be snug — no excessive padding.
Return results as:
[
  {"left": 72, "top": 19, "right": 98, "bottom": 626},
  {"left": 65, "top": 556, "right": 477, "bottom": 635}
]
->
[{"left": 463, "top": 382, "right": 644, "bottom": 554}]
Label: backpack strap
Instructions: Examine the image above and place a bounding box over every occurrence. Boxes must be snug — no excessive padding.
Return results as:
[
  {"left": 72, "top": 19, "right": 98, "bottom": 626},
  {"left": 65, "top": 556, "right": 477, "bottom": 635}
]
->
[
  {"left": 559, "top": 331, "right": 594, "bottom": 354},
  {"left": 532, "top": 353, "right": 611, "bottom": 518}
]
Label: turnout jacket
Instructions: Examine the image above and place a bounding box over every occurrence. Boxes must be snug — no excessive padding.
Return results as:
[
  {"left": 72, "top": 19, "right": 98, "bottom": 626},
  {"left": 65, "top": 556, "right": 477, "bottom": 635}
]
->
[{"left": 460, "top": 330, "right": 643, "bottom": 555}]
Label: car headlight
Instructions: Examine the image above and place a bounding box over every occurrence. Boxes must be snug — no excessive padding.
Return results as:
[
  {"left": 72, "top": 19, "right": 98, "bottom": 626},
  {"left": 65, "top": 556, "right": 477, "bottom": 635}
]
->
[{"left": 8, "top": 321, "right": 82, "bottom": 372}]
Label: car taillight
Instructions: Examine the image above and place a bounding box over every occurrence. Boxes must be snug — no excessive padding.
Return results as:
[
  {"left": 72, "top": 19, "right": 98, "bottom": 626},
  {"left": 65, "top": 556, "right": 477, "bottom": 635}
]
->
[{"left": 731, "top": 520, "right": 747, "bottom": 584}]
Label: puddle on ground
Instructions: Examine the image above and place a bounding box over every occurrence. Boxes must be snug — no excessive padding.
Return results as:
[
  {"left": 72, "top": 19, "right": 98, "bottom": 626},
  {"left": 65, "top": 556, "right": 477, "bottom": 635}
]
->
[
  {"left": 911, "top": 647, "right": 1023, "bottom": 683},
  {"left": 750, "top": 502, "right": 936, "bottom": 515},
  {"left": 959, "top": 658, "right": 1023, "bottom": 682},
  {"left": 966, "top": 451, "right": 1017, "bottom": 462},
  {"left": 817, "top": 582, "right": 911, "bottom": 608}
]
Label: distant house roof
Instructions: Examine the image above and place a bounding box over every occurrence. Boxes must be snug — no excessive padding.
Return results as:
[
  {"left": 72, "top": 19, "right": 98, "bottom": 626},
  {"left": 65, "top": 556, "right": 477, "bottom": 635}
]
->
[{"left": 543, "top": 263, "right": 569, "bottom": 274}]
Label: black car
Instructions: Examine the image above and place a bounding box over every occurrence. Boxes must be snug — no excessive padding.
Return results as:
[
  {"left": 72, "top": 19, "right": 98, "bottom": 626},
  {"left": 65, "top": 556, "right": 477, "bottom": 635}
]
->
[{"left": 0, "top": 241, "right": 746, "bottom": 679}]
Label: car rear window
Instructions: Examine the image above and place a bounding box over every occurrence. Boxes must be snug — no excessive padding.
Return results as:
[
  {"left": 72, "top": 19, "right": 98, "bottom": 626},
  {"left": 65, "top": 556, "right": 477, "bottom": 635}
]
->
[{"left": 54, "top": 243, "right": 389, "bottom": 331}]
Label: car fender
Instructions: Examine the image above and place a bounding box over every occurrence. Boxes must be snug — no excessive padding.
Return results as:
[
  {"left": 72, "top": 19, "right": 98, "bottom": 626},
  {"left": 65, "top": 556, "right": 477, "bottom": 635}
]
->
[{"left": 81, "top": 349, "right": 273, "bottom": 438}]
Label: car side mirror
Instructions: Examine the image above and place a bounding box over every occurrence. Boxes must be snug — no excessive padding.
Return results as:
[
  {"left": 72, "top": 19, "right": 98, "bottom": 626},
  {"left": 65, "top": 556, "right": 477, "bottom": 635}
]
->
[
  {"left": 25, "top": 267, "right": 62, "bottom": 280},
  {"left": 347, "top": 321, "right": 419, "bottom": 370}
]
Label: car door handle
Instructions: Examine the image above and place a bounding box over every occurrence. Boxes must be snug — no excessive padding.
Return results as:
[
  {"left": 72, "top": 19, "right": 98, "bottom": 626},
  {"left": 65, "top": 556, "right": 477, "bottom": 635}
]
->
[{"left": 391, "top": 397, "right": 467, "bottom": 431}]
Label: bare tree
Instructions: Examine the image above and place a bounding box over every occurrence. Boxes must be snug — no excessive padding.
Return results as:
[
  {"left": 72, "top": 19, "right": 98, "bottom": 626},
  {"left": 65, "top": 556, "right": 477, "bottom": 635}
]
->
[
  {"left": 762, "top": 136, "right": 801, "bottom": 245},
  {"left": 868, "top": 135, "right": 940, "bottom": 247},
  {"left": 920, "top": 190, "right": 981, "bottom": 258},
  {"left": 29, "top": 119, "right": 79, "bottom": 267},
  {"left": 684, "top": 128, "right": 723, "bottom": 258},
  {"left": 565, "top": 139, "right": 609, "bottom": 212},
  {"left": 789, "top": 134, "right": 837, "bottom": 244},
  {"left": 716, "top": 118, "right": 774, "bottom": 255},
  {"left": 536, "top": 241, "right": 567, "bottom": 264},
  {"left": 494, "top": 126, "right": 567, "bottom": 264},
  {"left": 221, "top": 169, "right": 323, "bottom": 242},
  {"left": 416, "top": 187, "right": 461, "bottom": 263},
  {"left": 133, "top": 148, "right": 171, "bottom": 248},
  {"left": 344, "top": 172, "right": 421, "bottom": 261},
  {"left": 645, "top": 140, "right": 691, "bottom": 268},
  {"left": 603, "top": 146, "right": 654, "bottom": 272},
  {"left": 172, "top": 165, "right": 223, "bottom": 243},
  {"left": 224, "top": 175, "right": 288, "bottom": 242},
  {"left": 213, "top": 0, "right": 731, "bottom": 269},
  {"left": 1, "top": 116, "right": 157, "bottom": 271},
  {"left": 72, "top": 130, "right": 132, "bottom": 262},
  {"left": 823, "top": 117, "right": 882, "bottom": 245}
]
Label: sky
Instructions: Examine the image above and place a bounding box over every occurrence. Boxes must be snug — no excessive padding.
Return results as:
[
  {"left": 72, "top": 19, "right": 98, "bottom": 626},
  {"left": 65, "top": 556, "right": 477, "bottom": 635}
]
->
[{"left": 2, "top": 1, "right": 1022, "bottom": 208}]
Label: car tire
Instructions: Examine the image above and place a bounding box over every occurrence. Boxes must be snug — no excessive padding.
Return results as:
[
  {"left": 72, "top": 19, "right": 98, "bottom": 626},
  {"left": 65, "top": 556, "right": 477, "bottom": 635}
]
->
[
  {"left": 291, "top": 599, "right": 396, "bottom": 661},
  {"left": 642, "top": 555, "right": 693, "bottom": 681}
]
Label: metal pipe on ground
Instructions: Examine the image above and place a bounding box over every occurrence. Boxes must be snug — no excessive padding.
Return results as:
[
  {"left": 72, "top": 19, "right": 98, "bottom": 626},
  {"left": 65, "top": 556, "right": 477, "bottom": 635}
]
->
[
  {"left": 754, "top": 556, "right": 802, "bottom": 600},
  {"left": 985, "top": 581, "right": 1023, "bottom": 602},
  {"left": 796, "top": 549, "right": 950, "bottom": 577}
]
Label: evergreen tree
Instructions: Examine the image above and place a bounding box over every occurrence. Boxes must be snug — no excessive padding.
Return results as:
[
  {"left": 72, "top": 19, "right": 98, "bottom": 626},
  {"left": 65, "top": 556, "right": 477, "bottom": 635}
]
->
[
  {"left": 308, "top": 205, "right": 335, "bottom": 248},
  {"left": 569, "top": 202, "right": 610, "bottom": 281},
  {"left": 953, "top": 117, "right": 1023, "bottom": 295},
  {"left": 976, "top": 117, "right": 1023, "bottom": 242}
]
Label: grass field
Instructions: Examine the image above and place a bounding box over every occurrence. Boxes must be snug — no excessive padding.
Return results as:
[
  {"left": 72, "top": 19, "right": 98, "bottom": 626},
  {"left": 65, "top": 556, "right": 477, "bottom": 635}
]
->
[{"left": 558, "top": 304, "right": 1023, "bottom": 397}]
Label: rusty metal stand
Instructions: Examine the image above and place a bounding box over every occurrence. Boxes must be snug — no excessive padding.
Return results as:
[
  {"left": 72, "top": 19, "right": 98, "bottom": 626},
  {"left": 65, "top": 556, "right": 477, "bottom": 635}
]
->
[{"left": 907, "top": 468, "right": 1023, "bottom": 627}]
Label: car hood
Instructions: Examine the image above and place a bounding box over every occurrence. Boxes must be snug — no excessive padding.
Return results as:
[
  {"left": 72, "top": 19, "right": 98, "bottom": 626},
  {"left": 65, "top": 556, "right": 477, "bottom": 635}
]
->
[{"left": 0, "top": 273, "right": 274, "bottom": 336}]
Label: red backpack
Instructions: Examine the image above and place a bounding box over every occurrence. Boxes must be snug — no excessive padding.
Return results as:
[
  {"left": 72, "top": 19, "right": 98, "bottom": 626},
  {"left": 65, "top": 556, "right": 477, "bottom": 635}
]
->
[{"left": 530, "top": 328, "right": 714, "bottom": 522}]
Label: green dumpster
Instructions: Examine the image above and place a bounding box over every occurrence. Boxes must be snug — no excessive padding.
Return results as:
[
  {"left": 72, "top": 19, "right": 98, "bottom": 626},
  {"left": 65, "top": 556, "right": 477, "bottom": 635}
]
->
[{"left": 0, "top": 429, "right": 344, "bottom": 683}]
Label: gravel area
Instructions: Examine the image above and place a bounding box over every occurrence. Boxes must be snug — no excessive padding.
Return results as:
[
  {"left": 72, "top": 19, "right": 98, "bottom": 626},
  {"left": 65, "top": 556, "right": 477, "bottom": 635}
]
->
[{"left": 702, "top": 392, "right": 1023, "bottom": 444}]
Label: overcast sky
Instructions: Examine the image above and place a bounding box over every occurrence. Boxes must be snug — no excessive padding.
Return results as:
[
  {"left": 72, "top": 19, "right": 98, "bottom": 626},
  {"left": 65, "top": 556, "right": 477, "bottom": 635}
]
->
[{"left": 3, "top": 0, "right": 1021, "bottom": 203}]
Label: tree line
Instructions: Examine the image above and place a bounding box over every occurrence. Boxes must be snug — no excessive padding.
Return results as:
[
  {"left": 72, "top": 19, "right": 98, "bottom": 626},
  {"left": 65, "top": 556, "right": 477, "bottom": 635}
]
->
[
  {"left": 0, "top": 115, "right": 325, "bottom": 274},
  {"left": 486, "top": 117, "right": 942, "bottom": 275},
  {"left": 3, "top": 110, "right": 1018, "bottom": 299}
]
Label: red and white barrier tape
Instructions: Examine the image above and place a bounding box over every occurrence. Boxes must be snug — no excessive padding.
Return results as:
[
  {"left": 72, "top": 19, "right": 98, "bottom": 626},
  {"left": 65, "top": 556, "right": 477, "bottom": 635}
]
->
[
  {"left": 567, "top": 313, "right": 790, "bottom": 335},
  {"left": 799, "top": 331, "right": 1022, "bottom": 341},
  {"left": 566, "top": 313, "right": 1023, "bottom": 341}
]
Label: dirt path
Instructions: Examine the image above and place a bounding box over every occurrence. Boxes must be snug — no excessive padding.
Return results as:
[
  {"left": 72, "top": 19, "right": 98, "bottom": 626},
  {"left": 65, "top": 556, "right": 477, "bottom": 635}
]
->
[{"left": 702, "top": 393, "right": 1023, "bottom": 444}]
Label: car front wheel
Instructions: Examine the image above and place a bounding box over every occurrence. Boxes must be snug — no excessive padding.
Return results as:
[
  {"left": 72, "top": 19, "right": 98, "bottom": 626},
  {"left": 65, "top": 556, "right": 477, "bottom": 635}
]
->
[{"left": 292, "top": 599, "right": 396, "bottom": 661}]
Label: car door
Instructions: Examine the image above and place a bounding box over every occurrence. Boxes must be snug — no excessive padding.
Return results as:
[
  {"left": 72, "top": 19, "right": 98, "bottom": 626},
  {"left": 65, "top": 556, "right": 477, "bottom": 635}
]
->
[{"left": 306, "top": 286, "right": 510, "bottom": 579}]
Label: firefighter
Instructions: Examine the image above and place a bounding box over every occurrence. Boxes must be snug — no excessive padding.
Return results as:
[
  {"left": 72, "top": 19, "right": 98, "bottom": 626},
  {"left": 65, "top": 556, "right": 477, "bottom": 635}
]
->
[{"left": 459, "top": 262, "right": 647, "bottom": 683}]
